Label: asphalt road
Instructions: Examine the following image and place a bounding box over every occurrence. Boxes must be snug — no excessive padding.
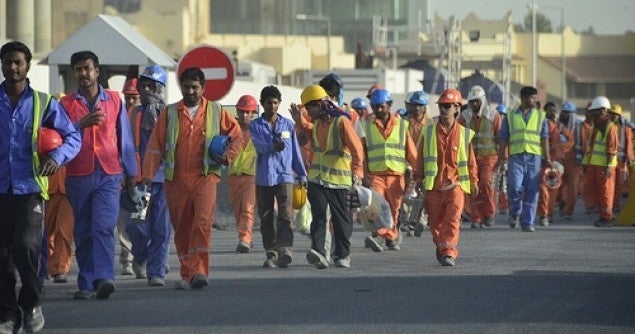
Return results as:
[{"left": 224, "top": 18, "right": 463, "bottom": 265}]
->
[{"left": 38, "top": 205, "right": 635, "bottom": 334}]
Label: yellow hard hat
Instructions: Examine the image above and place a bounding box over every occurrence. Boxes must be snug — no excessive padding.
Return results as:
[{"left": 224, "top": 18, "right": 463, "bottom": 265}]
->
[
  {"left": 292, "top": 184, "right": 307, "bottom": 209},
  {"left": 301, "top": 85, "right": 328, "bottom": 105},
  {"left": 611, "top": 104, "right": 623, "bottom": 115}
]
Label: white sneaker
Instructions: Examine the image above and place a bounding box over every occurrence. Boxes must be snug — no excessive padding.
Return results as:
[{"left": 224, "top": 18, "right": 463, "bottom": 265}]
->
[
  {"left": 175, "top": 280, "right": 190, "bottom": 290},
  {"left": 132, "top": 261, "right": 147, "bottom": 279},
  {"left": 306, "top": 249, "right": 329, "bottom": 269},
  {"left": 335, "top": 257, "right": 351, "bottom": 268}
]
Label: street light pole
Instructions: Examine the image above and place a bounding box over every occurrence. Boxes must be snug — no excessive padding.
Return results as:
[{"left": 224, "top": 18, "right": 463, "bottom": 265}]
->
[
  {"left": 296, "top": 13, "right": 332, "bottom": 70},
  {"left": 531, "top": 0, "right": 537, "bottom": 88},
  {"left": 543, "top": 6, "right": 567, "bottom": 101}
]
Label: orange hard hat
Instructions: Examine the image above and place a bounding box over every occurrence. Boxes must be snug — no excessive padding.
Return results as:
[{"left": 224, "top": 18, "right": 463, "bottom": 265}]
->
[
  {"left": 236, "top": 95, "right": 258, "bottom": 112},
  {"left": 38, "top": 127, "right": 63, "bottom": 154},
  {"left": 292, "top": 184, "right": 307, "bottom": 209},
  {"left": 123, "top": 78, "right": 139, "bottom": 95},
  {"left": 366, "top": 83, "right": 385, "bottom": 98},
  {"left": 437, "top": 88, "right": 463, "bottom": 106}
]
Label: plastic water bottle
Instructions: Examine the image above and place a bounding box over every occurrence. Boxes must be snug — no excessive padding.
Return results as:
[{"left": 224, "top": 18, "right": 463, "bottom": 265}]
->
[{"left": 130, "top": 185, "right": 151, "bottom": 223}]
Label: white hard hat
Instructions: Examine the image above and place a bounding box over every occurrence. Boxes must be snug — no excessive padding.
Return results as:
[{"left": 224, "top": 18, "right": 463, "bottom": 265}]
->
[
  {"left": 589, "top": 96, "right": 611, "bottom": 110},
  {"left": 467, "top": 85, "right": 486, "bottom": 100}
]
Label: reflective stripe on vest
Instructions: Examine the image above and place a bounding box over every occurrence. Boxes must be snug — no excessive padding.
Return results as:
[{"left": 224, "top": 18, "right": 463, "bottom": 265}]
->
[
  {"left": 422, "top": 123, "right": 474, "bottom": 193},
  {"left": 30, "top": 91, "right": 52, "bottom": 200},
  {"left": 617, "top": 124, "right": 626, "bottom": 161},
  {"left": 129, "top": 107, "right": 143, "bottom": 182},
  {"left": 228, "top": 139, "right": 256, "bottom": 176},
  {"left": 363, "top": 116, "right": 408, "bottom": 173},
  {"left": 463, "top": 112, "right": 497, "bottom": 155},
  {"left": 508, "top": 109, "right": 544, "bottom": 155},
  {"left": 308, "top": 117, "right": 352, "bottom": 186},
  {"left": 164, "top": 101, "right": 221, "bottom": 181},
  {"left": 582, "top": 123, "right": 618, "bottom": 167}
]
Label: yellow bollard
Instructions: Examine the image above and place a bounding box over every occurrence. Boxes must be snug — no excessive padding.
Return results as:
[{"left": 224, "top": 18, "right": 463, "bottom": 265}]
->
[{"left": 616, "top": 165, "right": 635, "bottom": 226}]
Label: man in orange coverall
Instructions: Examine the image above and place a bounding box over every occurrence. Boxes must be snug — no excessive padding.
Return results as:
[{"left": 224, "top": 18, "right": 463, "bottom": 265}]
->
[
  {"left": 362, "top": 88, "right": 417, "bottom": 252},
  {"left": 44, "top": 167, "right": 74, "bottom": 283},
  {"left": 537, "top": 102, "right": 573, "bottom": 226},
  {"left": 580, "top": 108, "right": 596, "bottom": 213},
  {"left": 414, "top": 88, "right": 478, "bottom": 266},
  {"left": 582, "top": 96, "right": 618, "bottom": 227},
  {"left": 228, "top": 95, "right": 258, "bottom": 253},
  {"left": 142, "top": 67, "right": 242, "bottom": 289},
  {"left": 457, "top": 85, "right": 502, "bottom": 228},
  {"left": 556, "top": 101, "right": 581, "bottom": 219},
  {"left": 608, "top": 104, "right": 634, "bottom": 211}
]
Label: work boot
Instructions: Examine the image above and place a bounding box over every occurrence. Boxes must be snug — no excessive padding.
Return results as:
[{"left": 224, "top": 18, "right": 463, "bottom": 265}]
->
[
  {"left": 263, "top": 251, "right": 278, "bottom": 268},
  {"left": 0, "top": 319, "right": 16, "bottom": 334},
  {"left": 132, "top": 260, "right": 147, "bottom": 279},
  {"left": 175, "top": 280, "right": 190, "bottom": 290},
  {"left": 148, "top": 277, "right": 166, "bottom": 287},
  {"left": 23, "top": 306, "right": 45, "bottom": 333},
  {"left": 470, "top": 222, "right": 482, "bottom": 229},
  {"left": 414, "top": 221, "right": 425, "bottom": 237},
  {"left": 593, "top": 218, "right": 613, "bottom": 227},
  {"left": 364, "top": 236, "right": 384, "bottom": 252},
  {"left": 236, "top": 241, "right": 251, "bottom": 254},
  {"left": 276, "top": 248, "right": 293, "bottom": 268},
  {"left": 73, "top": 290, "right": 95, "bottom": 299},
  {"left": 521, "top": 225, "right": 536, "bottom": 232},
  {"left": 190, "top": 274, "right": 208, "bottom": 289},
  {"left": 52, "top": 274, "right": 68, "bottom": 283},
  {"left": 509, "top": 216, "right": 520, "bottom": 228},
  {"left": 95, "top": 279, "right": 115, "bottom": 299},
  {"left": 440, "top": 256, "right": 456, "bottom": 266},
  {"left": 306, "top": 249, "right": 329, "bottom": 269},
  {"left": 483, "top": 216, "right": 494, "bottom": 227},
  {"left": 385, "top": 239, "right": 400, "bottom": 251},
  {"left": 121, "top": 262, "right": 133, "bottom": 276},
  {"left": 539, "top": 217, "right": 550, "bottom": 226},
  {"left": 212, "top": 223, "right": 227, "bottom": 230},
  {"left": 435, "top": 249, "right": 443, "bottom": 265}
]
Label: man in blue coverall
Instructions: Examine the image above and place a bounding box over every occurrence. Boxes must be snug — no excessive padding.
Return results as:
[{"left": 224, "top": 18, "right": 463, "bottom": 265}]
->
[{"left": 0, "top": 41, "right": 81, "bottom": 334}]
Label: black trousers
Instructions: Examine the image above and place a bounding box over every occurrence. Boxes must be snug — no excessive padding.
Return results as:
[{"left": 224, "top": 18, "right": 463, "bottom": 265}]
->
[
  {"left": 0, "top": 193, "right": 44, "bottom": 323},
  {"left": 256, "top": 183, "right": 294, "bottom": 253},
  {"left": 307, "top": 183, "right": 352, "bottom": 260}
]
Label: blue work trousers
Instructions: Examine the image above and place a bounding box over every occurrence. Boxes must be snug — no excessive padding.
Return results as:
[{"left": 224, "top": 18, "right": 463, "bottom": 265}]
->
[
  {"left": 125, "top": 183, "right": 171, "bottom": 279},
  {"left": 508, "top": 153, "right": 541, "bottom": 227},
  {"left": 66, "top": 167, "right": 122, "bottom": 291}
]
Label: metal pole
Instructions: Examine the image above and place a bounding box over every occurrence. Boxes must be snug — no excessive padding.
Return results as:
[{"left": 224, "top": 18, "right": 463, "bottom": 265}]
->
[
  {"left": 561, "top": 8, "right": 567, "bottom": 101},
  {"left": 326, "top": 16, "right": 331, "bottom": 71},
  {"left": 532, "top": 0, "right": 537, "bottom": 88}
]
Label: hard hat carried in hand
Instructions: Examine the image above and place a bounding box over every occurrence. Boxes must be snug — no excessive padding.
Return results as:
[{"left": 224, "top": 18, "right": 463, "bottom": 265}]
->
[
  {"left": 208, "top": 135, "right": 231, "bottom": 163},
  {"left": 292, "top": 184, "right": 307, "bottom": 209},
  {"left": 37, "top": 127, "right": 63, "bottom": 154},
  {"left": 544, "top": 161, "right": 564, "bottom": 190}
]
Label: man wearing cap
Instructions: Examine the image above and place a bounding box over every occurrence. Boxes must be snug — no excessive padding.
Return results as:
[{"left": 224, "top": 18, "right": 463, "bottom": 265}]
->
[
  {"left": 228, "top": 95, "right": 258, "bottom": 253},
  {"left": 557, "top": 101, "right": 581, "bottom": 218},
  {"left": 582, "top": 96, "right": 618, "bottom": 226},
  {"left": 457, "top": 86, "right": 502, "bottom": 228},
  {"left": 291, "top": 85, "right": 364, "bottom": 269},
  {"left": 123, "top": 78, "right": 141, "bottom": 111},
  {"left": 362, "top": 88, "right": 418, "bottom": 251},
  {"left": 608, "top": 104, "right": 633, "bottom": 211},
  {"left": 497, "top": 86, "right": 550, "bottom": 232},
  {"left": 125, "top": 65, "right": 171, "bottom": 286},
  {"left": 414, "top": 88, "right": 478, "bottom": 266},
  {"left": 142, "top": 67, "right": 242, "bottom": 289}
]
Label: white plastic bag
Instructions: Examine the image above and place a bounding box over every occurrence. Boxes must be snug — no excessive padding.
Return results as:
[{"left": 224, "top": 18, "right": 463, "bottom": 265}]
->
[
  {"left": 295, "top": 200, "right": 312, "bottom": 235},
  {"left": 360, "top": 189, "right": 393, "bottom": 232}
]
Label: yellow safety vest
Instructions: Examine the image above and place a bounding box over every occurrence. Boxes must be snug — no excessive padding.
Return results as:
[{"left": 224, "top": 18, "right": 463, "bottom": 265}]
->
[
  {"left": 228, "top": 138, "right": 256, "bottom": 176},
  {"left": 508, "top": 108, "right": 544, "bottom": 155},
  {"left": 164, "top": 101, "right": 221, "bottom": 181},
  {"left": 364, "top": 116, "right": 408, "bottom": 173},
  {"left": 308, "top": 117, "right": 352, "bottom": 186},
  {"left": 582, "top": 122, "right": 618, "bottom": 167},
  {"left": 31, "top": 90, "right": 53, "bottom": 200},
  {"left": 422, "top": 123, "right": 474, "bottom": 193},
  {"left": 463, "top": 112, "right": 497, "bottom": 156}
]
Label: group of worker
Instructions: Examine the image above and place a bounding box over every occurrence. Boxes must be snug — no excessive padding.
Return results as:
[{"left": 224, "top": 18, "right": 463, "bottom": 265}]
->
[{"left": 2, "top": 37, "right": 633, "bottom": 334}]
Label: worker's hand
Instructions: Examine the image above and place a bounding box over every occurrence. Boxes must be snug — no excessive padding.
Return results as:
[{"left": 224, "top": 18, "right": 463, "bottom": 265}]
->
[
  {"left": 140, "top": 177, "right": 153, "bottom": 187},
  {"left": 605, "top": 167, "right": 613, "bottom": 179},
  {"left": 470, "top": 182, "right": 479, "bottom": 198},
  {"left": 404, "top": 166, "right": 413, "bottom": 181},
  {"left": 296, "top": 179, "right": 307, "bottom": 188},
  {"left": 38, "top": 155, "right": 60, "bottom": 176},
  {"left": 289, "top": 103, "right": 302, "bottom": 124},
  {"left": 78, "top": 108, "right": 105, "bottom": 128},
  {"left": 273, "top": 140, "right": 285, "bottom": 152},
  {"left": 212, "top": 153, "right": 227, "bottom": 166},
  {"left": 542, "top": 158, "right": 553, "bottom": 169}
]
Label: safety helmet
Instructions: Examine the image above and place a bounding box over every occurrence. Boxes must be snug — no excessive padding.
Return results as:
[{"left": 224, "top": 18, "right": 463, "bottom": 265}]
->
[
  {"left": 404, "top": 92, "right": 415, "bottom": 104},
  {"left": 409, "top": 91, "right": 429, "bottom": 106},
  {"left": 496, "top": 104, "right": 507, "bottom": 114},
  {"left": 236, "top": 95, "right": 258, "bottom": 112},
  {"left": 397, "top": 108, "right": 408, "bottom": 117},
  {"left": 437, "top": 88, "right": 463, "bottom": 106},
  {"left": 292, "top": 184, "right": 307, "bottom": 209},
  {"left": 301, "top": 85, "right": 329, "bottom": 105},
  {"left": 588, "top": 96, "right": 611, "bottom": 110},
  {"left": 544, "top": 161, "right": 564, "bottom": 190},
  {"left": 140, "top": 65, "right": 167, "bottom": 86},
  {"left": 208, "top": 135, "right": 231, "bottom": 159},
  {"left": 467, "top": 85, "right": 486, "bottom": 100},
  {"left": 350, "top": 97, "right": 368, "bottom": 110},
  {"left": 123, "top": 78, "right": 139, "bottom": 95},
  {"left": 370, "top": 88, "right": 392, "bottom": 104},
  {"left": 37, "top": 127, "right": 63, "bottom": 154},
  {"left": 319, "top": 73, "right": 343, "bottom": 89},
  {"left": 366, "top": 83, "right": 385, "bottom": 98},
  {"left": 561, "top": 101, "right": 576, "bottom": 113},
  {"left": 611, "top": 104, "right": 623, "bottom": 115}
]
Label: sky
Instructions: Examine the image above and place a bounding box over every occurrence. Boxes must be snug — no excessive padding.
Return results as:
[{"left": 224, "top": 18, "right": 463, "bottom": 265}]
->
[{"left": 434, "top": 0, "right": 634, "bottom": 35}]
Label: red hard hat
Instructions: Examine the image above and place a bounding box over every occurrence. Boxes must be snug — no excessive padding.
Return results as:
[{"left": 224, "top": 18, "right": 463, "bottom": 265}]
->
[
  {"left": 38, "top": 127, "right": 63, "bottom": 154},
  {"left": 236, "top": 95, "right": 258, "bottom": 112},
  {"left": 366, "top": 83, "right": 385, "bottom": 98},
  {"left": 437, "top": 88, "right": 463, "bottom": 106},
  {"left": 123, "top": 78, "right": 139, "bottom": 95}
]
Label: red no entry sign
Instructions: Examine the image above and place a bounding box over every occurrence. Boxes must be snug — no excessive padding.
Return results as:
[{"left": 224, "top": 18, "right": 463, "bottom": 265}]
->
[{"left": 177, "top": 45, "right": 235, "bottom": 101}]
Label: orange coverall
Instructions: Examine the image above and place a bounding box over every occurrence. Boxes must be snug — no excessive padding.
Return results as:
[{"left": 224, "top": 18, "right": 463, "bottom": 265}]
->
[
  {"left": 143, "top": 98, "right": 242, "bottom": 281},
  {"left": 584, "top": 123, "right": 618, "bottom": 221},
  {"left": 537, "top": 119, "right": 573, "bottom": 218},
  {"left": 614, "top": 124, "right": 634, "bottom": 209},
  {"left": 580, "top": 121, "right": 595, "bottom": 211},
  {"left": 44, "top": 167, "right": 74, "bottom": 276},
  {"left": 558, "top": 122, "right": 579, "bottom": 216},
  {"left": 363, "top": 114, "right": 418, "bottom": 242},
  {"left": 228, "top": 129, "right": 256, "bottom": 246},
  {"left": 414, "top": 123, "right": 478, "bottom": 259},
  {"left": 457, "top": 113, "right": 502, "bottom": 225}
]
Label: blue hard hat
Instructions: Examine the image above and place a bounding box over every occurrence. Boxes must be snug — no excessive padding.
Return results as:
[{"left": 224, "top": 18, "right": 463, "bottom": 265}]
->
[
  {"left": 561, "top": 101, "right": 576, "bottom": 112},
  {"left": 209, "top": 135, "right": 231, "bottom": 159},
  {"left": 496, "top": 104, "right": 507, "bottom": 114},
  {"left": 370, "top": 89, "right": 392, "bottom": 104},
  {"left": 350, "top": 97, "right": 368, "bottom": 110},
  {"left": 140, "top": 65, "right": 167, "bottom": 86},
  {"left": 397, "top": 108, "right": 408, "bottom": 116},
  {"left": 319, "top": 73, "right": 343, "bottom": 88},
  {"left": 409, "top": 91, "right": 429, "bottom": 106}
]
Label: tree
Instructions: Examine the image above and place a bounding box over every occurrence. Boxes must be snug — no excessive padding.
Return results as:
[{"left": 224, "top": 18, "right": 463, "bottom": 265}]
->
[
  {"left": 514, "top": 11, "right": 553, "bottom": 33},
  {"left": 579, "top": 26, "right": 596, "bottom": 35}
]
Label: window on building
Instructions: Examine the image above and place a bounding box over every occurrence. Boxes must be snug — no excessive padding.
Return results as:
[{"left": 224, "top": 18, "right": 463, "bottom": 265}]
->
[
  {"left": 104, "top": 0, "right": 141, "bottom": 13},
  {"left": 568, "top": 82, "right": 596, "bottom": 99},
  {"left": 606, "top": 83, "right": 635, "bottom": 98}
]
